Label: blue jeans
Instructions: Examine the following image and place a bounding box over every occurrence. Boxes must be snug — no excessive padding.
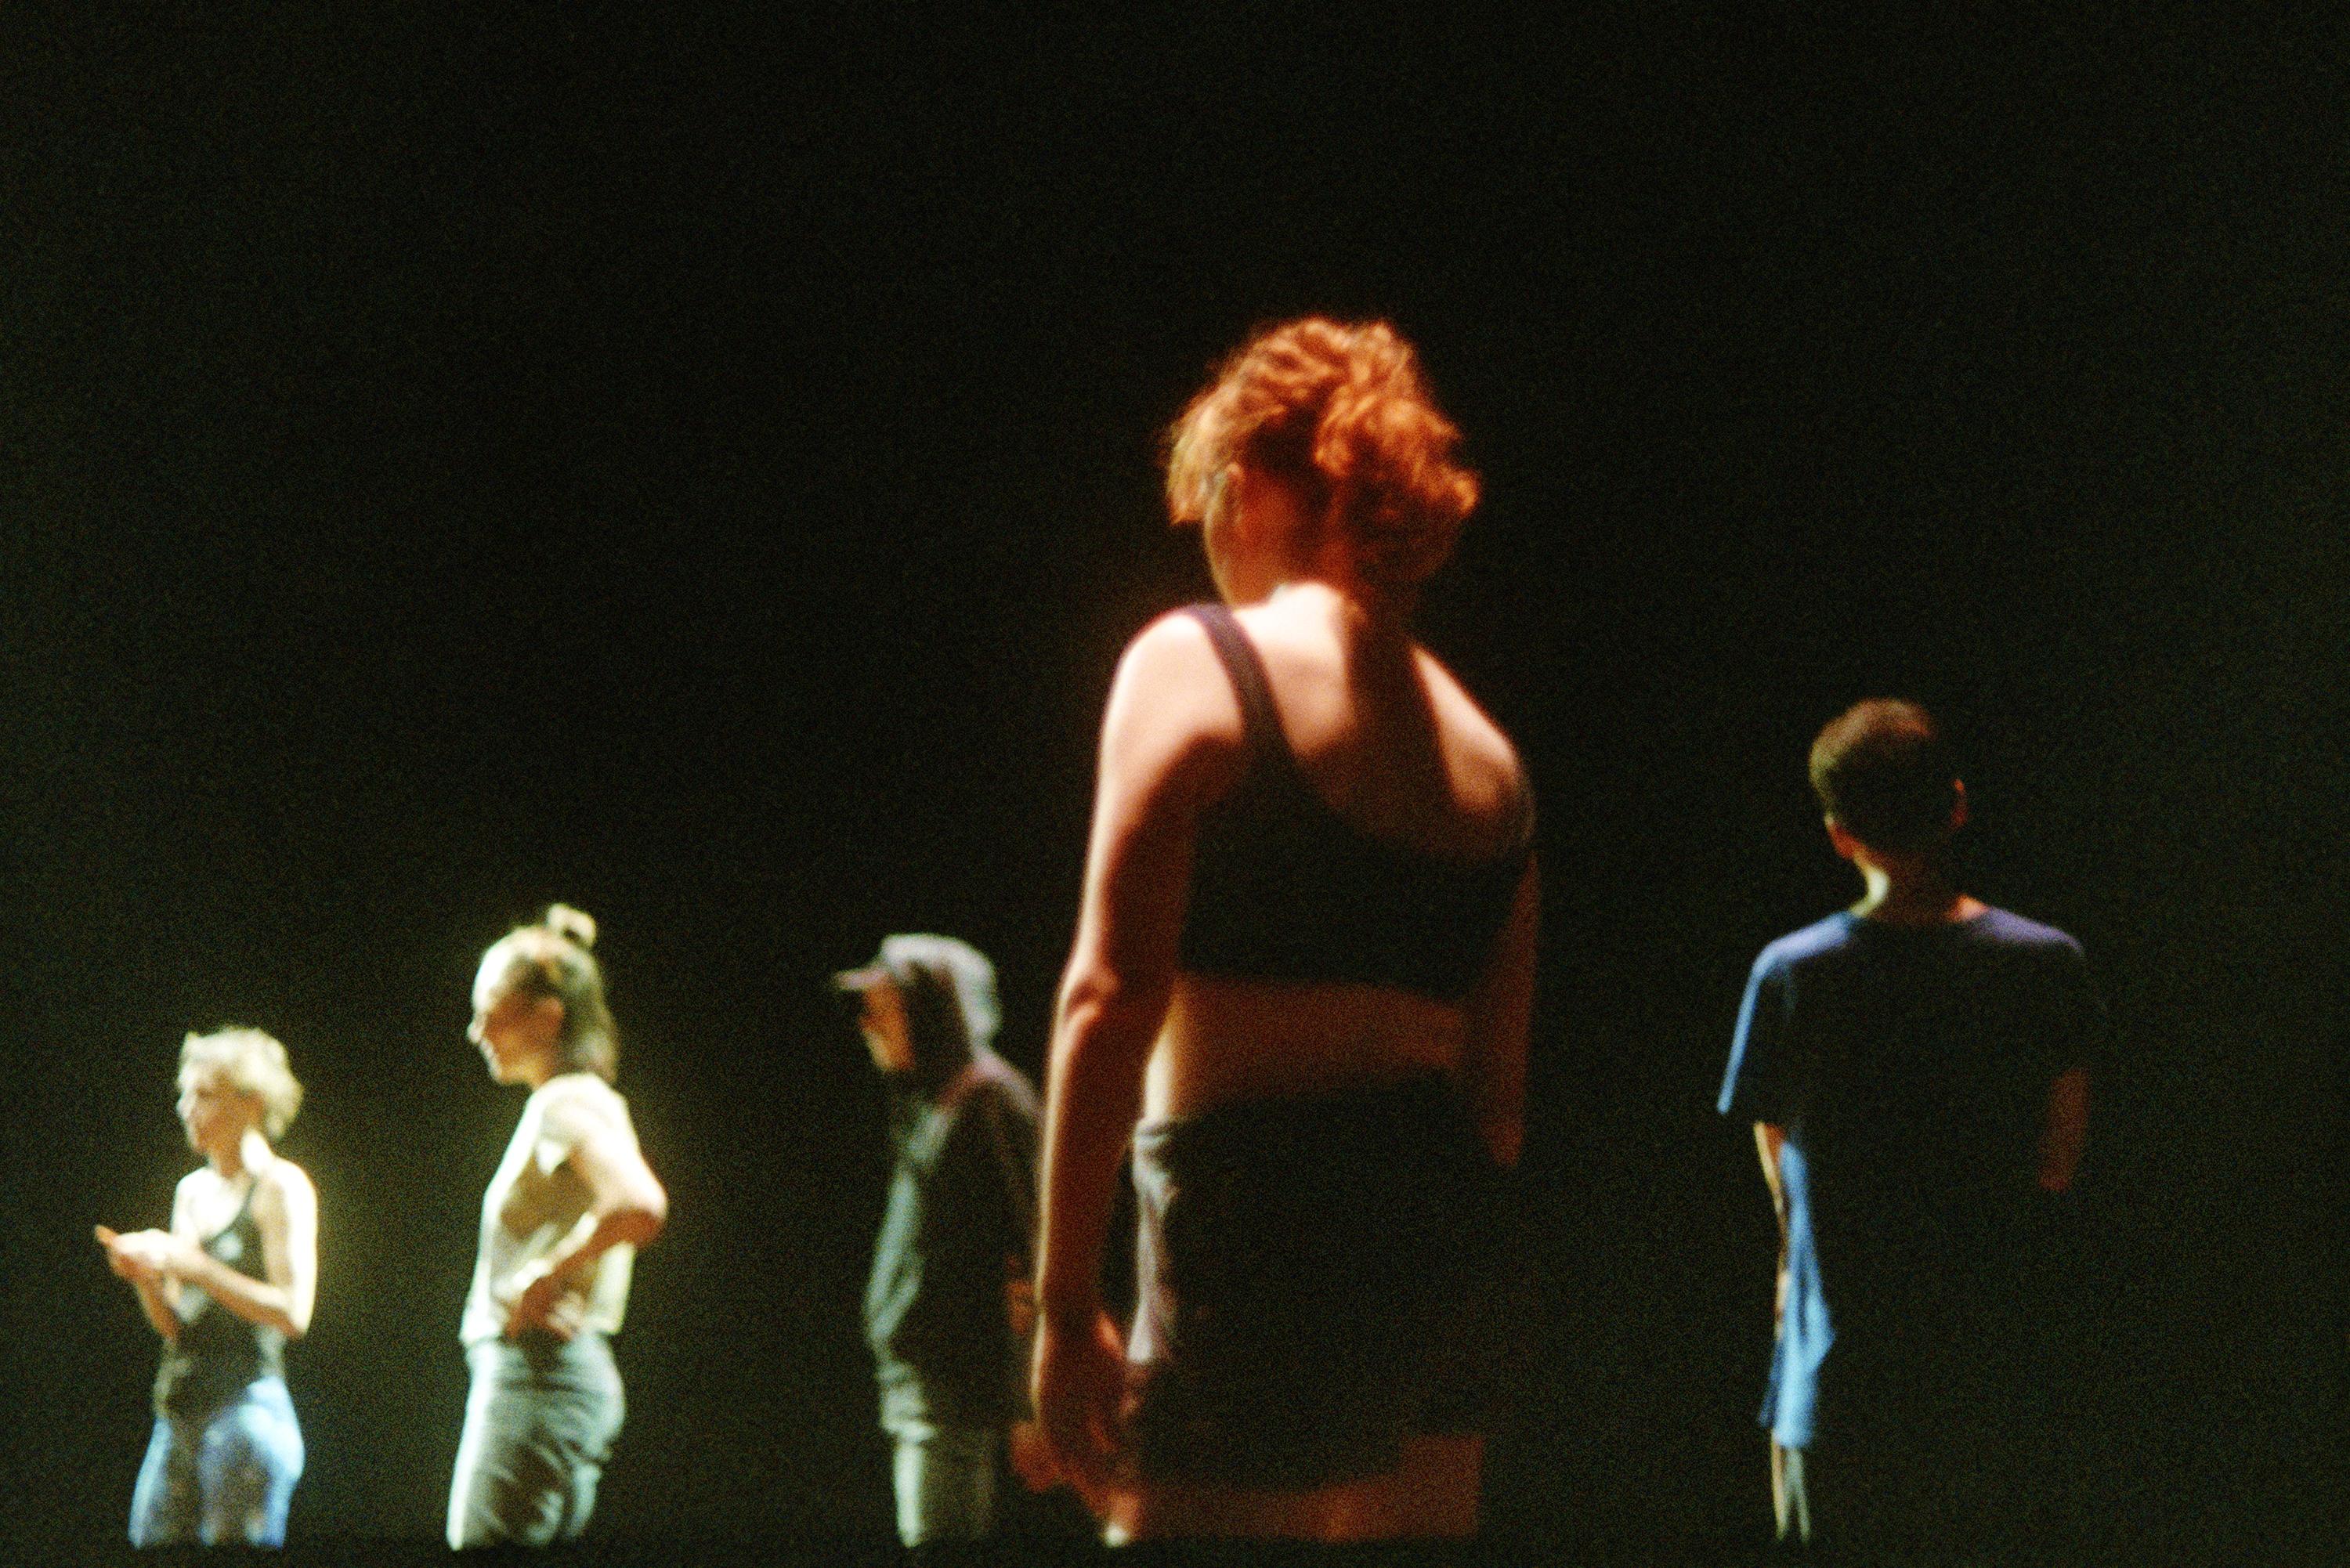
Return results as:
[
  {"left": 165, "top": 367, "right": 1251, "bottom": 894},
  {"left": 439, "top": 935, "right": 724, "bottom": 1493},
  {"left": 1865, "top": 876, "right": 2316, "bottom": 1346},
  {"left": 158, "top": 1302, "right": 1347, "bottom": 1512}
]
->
[
  {"left": 446, "top": 1333, "right": 626, "bottom": 1548},
  {"left": 889, "top": 1420, "right": 999, "bottom": 1547},
  {"left": 128, "top": 1376, "right": 304, "bottom": 1548}
]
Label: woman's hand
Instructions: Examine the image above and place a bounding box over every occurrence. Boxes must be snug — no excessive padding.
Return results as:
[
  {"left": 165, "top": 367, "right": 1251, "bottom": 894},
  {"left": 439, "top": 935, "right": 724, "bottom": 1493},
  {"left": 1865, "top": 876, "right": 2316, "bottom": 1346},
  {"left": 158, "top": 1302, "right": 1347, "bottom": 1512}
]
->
[
  {"left": 1032, "top": 1306, "right": 1128, "bottom": 1510},
  {"left": 95, "top": 1225, "right": 152, "bottom": 1281},
  {"left": 96, "top": 1225, "right": 187, "bottom": 1342},
  {"left": 97, "top": 1226, "right": 196, "bottom": 1280},
  {"left": 1007, "top": 1419, "right": 1058, "bottom": 1494},
  {"left": 503, "top": 1259, "right": 584, "bottom": 1342}
]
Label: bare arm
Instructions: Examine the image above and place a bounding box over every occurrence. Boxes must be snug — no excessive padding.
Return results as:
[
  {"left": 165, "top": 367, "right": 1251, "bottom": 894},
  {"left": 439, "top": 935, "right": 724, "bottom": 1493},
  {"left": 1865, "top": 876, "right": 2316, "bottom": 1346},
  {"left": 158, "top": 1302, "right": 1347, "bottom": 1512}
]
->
[
  {"left": 163, "top": 1163, "right": 318, "bottom": 1339},
  {"left": 1458, "top": 854, "right": 1538, "bottom": 1169},
  {"left": 506, "top": 1107, "right": 667, "bottom": 1339},
  {"left": 2037, "top": 1068, "right": 2088, "bottom": 1193},
  {"left": 1036, "top": 616, "right": 1235, "bottom": 1329},
  {"left": 555, "top": 1118, "right": 669, "bottom": 1267},
  {"left": 1754, "top": 1121, "right": 1791, "bottom": 1326},
  {"left": 1753, "top": 1122, "right": 1788, "bottom": 1246},
  {"left": 125, "top": 1247, "right": 183, "bottom": 1342},
  {"left": 1032, "top": 613, "right": 1238, "bottom": 1498}
]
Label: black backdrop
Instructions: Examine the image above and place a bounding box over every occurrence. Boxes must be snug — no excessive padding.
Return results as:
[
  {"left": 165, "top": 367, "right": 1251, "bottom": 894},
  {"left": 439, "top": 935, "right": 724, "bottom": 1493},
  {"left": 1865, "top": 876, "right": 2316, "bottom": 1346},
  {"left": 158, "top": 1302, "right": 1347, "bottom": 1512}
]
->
[{"left": 3, "top": 7, "right": 2343, "bottom": 1560}]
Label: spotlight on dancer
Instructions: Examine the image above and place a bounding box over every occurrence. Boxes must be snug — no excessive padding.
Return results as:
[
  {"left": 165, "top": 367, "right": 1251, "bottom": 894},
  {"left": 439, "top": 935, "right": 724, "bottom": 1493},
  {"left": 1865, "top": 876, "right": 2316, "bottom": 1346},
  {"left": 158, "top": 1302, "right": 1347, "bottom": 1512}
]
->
[
  {"left": 1719, "top": 699, "right": 2099, "bottom": 1560},
  {"left": 97, "top": 1027, "right": 316, "bottom": 1549},
  {"left": 835, "top": 934, "right": 1043, "bottom": 1548},
  {"left": 1032, "top": 317, "right": 1537, "bottom": 1541},
  {"left": 446, "top": 904, "right": 667, "bottom": 1549}
]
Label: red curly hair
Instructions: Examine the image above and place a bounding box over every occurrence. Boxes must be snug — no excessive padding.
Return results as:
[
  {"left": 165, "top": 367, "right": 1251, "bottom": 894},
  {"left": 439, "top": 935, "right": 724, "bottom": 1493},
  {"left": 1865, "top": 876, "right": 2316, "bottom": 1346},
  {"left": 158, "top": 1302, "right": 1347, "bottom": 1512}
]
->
[{"left": 1166, "top": 318, "right": 1480, "bottom": 592}]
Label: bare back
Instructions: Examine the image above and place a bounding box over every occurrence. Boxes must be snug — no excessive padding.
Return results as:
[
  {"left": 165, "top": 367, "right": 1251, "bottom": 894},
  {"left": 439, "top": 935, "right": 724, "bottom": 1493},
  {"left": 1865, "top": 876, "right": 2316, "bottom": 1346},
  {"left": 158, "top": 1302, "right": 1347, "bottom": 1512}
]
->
[{"left": 1143, "top": 585, "right": 1532, "bottom": 1121}]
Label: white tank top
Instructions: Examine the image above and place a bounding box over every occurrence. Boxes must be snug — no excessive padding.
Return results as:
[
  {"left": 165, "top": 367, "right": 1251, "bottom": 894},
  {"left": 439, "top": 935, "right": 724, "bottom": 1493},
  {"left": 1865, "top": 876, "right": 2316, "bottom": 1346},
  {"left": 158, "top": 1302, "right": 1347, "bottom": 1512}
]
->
[{"left": 460, "top": 1073, "right": 639, "bottom": 1346}]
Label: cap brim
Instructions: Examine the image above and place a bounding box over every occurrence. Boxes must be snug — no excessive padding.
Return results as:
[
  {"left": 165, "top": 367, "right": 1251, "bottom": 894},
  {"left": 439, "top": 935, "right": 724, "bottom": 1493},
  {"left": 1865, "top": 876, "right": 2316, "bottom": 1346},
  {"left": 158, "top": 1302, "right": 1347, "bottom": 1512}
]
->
[{"left": 831, "top": 963, "right": 890, "bottom": 993}]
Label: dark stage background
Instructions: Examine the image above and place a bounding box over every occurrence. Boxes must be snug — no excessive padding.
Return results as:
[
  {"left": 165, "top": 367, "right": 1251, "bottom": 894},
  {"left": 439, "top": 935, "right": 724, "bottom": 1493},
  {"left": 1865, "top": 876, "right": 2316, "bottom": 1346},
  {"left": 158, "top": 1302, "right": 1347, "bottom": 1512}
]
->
[{"left": 3, "top": 7, "right": 2344, "bottom": 1561}]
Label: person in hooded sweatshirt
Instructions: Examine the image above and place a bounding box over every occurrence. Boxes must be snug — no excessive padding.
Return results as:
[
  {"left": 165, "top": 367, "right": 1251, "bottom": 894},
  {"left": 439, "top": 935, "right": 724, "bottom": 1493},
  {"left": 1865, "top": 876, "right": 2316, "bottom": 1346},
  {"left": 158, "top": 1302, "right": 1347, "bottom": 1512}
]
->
[{"left": 837, "top": 934, "right": 1043, "bottom": 1548}]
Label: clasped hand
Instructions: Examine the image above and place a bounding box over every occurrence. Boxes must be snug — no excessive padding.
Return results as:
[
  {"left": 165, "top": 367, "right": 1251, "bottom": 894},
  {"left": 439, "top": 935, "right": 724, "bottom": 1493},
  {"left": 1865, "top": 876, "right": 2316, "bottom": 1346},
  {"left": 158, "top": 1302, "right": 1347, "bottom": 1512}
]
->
[{"left": 94, "top": 1225, "right": 193, "bottom": 1284}]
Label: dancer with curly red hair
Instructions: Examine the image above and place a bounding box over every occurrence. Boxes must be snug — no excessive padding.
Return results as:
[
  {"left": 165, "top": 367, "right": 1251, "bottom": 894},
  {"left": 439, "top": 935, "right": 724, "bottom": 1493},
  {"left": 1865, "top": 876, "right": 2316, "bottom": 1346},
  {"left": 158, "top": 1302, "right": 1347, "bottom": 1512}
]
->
[{"left": 1033, "top": 318, "right": 1538, "bottom": 1541}]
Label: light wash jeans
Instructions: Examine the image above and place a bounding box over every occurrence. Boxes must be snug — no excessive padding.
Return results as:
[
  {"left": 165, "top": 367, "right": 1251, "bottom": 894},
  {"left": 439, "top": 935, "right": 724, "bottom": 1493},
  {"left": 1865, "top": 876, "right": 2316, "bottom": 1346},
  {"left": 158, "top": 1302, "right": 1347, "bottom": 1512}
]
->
[
  {"left": 446, "top": 1332, "right": 626, "bottom": 1548},
  {"left": 128, "top": 1375, "right": 304, "bottom": 1548},
  {"left": 889, "top": 1419, "right": 999, "bottom": 1547}
]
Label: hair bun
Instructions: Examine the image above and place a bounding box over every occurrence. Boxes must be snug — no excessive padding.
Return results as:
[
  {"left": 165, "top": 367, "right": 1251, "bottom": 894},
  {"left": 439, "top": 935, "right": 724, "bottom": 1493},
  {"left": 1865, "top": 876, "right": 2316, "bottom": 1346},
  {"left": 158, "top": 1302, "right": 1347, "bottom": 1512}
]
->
[
  {"left": 542, "top": 903, "right": 598, "bottom": 950},
  {"left": 1165, "top": 316, "right": 1478, "bottom": 593}
]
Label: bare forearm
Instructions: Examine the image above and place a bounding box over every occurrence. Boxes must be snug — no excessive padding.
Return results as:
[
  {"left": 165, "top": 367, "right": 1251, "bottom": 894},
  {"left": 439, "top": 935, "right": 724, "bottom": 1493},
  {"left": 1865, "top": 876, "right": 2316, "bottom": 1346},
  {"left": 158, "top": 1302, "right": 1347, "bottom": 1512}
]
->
[
  {"left": 1461, "top": 1007, "right": 1528, "bottom": 1171},
  {"left": 548, "top": 1201, "right": 663, "bottom": 1287},
  {"left": 1462, "top": 861, "right": 1538, "bottom": 1169},
  {"left": 1036, "top": 983, "right": 1158, "bottom": 1324},
  {"left": 175, "top": 1254, "right": 304, "bottom": 1339},
  {"left": 2039, "top": 1068, "right": 2088, "bottom": 1194},
  {"left": 132, "top": 1275, "right": 182, "bottom": 1342},
  {"left": 1754, "top": 1122, "right": 1789, "bottom": 1249}
]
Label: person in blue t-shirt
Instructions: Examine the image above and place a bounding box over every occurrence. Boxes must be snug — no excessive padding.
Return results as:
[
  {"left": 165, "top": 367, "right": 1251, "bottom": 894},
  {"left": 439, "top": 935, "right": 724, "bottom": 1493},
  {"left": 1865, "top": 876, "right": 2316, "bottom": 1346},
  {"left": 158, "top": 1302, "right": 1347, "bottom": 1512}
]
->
[{"left": 1719, "top": 699, "right": 2096, "bottom": 1561}]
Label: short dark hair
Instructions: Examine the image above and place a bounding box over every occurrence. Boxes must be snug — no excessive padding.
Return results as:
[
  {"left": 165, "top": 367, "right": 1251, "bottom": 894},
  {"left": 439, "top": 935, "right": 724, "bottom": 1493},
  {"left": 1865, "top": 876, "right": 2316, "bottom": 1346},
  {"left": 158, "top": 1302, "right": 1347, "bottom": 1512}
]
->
[{"left": 1808, "top": 699, "right": 1960, "bottom": 854}]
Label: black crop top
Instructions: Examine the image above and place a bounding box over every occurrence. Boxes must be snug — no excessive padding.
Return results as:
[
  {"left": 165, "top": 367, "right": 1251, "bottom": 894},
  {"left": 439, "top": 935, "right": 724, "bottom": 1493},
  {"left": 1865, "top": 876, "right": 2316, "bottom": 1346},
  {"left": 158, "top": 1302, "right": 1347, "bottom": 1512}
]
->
[{"left": 1176, "top": 603, "right": 1532, "bottom": 1003}]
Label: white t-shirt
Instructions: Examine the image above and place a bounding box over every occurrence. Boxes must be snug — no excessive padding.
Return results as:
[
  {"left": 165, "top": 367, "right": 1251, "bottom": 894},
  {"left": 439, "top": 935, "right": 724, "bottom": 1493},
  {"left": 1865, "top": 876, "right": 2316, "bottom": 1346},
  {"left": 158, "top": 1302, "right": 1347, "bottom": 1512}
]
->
[{"left": 460, "top": 1073, "right": 640, "bottom": 1346}]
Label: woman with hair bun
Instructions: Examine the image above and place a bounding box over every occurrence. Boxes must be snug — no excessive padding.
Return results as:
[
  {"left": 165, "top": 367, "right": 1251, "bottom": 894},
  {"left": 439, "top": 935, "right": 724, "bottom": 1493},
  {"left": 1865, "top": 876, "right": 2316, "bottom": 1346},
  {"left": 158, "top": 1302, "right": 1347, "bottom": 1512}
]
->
[
  {"left": 446, "top": 904, "right": 667, "bottom": 1549},
  {"left": 97, "top": 1027, "right": 317, "bottom": 1548},
  {"left": 1033, "top": 319, "right": 1538, "bottom": 1540}
]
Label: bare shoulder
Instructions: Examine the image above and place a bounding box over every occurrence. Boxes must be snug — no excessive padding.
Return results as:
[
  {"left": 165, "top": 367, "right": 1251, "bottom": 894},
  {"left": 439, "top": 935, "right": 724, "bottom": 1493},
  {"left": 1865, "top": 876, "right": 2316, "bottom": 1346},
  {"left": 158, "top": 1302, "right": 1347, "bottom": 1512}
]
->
[
  {"left": 254, "top": 1159, "right": 316, "bottom": 1216},
  {"left": 1115, "top": 609, "right": 1230, "bottom": 710},
  {"left": 540, "top": 1073, "right": 627, "bottom": 1129},
  {"left": 1413, "top": 645, "right": 1531, "bottom": 821},
  {"left": 1101, "top": 609, "right": 1248, "bottom": 783}
]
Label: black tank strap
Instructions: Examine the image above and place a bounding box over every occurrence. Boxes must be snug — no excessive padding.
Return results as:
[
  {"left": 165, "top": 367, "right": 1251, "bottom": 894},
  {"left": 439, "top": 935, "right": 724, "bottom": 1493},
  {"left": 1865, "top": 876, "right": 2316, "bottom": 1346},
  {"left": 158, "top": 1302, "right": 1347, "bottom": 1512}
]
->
[{"left": 1184, "top": 603, "right": 1287, "bottom": 764}]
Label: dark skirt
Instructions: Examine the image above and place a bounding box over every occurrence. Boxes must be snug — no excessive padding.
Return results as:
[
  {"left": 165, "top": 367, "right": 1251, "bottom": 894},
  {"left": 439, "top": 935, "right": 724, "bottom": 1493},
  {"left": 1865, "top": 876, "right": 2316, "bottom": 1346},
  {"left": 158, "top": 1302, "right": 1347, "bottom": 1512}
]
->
[{"left": 1123, "top": 1072, "right": 1509, "bottom": 1489}]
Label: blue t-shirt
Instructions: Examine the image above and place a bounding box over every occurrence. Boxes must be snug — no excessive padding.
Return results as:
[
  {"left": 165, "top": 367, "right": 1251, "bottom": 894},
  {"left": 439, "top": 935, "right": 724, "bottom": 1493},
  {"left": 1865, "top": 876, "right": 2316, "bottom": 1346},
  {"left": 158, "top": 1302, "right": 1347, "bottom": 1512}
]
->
[{"left": 1719, "top": 906, "right": 2100, "bottom": 1448}]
